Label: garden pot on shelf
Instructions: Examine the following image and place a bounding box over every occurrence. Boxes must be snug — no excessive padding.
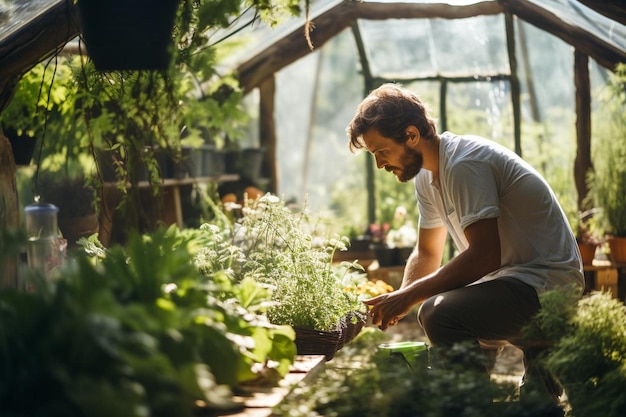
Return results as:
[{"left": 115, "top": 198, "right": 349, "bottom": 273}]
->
[
  {"left": 396, "top": 247, "right": 414, "bottom": 265},
  {"left": 373, "top": 245, "right": 397, "bottom": 267},
  {"left": 223, "top": 148, "right": 265, "bottom": 180},
  {"left": 239, "top": 147, "right": 265, "bottom": 180},
  {"left": 607, "top": 237, "right": 626, "bottom": 264},
  {"left": 77, "top": 0, "right": 181, "bottom": 71},
  {"left": 201, "top": 146, "right": 226, "bottom": 178},
  {"left": 577, "top": 241, "right": 598, "bottom": 266}
]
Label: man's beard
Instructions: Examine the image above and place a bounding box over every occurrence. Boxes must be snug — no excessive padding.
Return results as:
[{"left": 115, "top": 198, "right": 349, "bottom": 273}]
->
[{"left": 395, "top": 145, "right": 423, "bottom": 182}]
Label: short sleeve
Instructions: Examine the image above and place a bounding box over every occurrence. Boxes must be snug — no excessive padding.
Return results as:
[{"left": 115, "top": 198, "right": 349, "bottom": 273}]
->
[{"left": 445, "top": 161, "right": 500, "bottom": 229}]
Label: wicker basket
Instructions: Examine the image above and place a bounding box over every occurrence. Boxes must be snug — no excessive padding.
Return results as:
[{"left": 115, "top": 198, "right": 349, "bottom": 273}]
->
[{"left": 294, "top": 311, "right": 367, "bottom": 360}]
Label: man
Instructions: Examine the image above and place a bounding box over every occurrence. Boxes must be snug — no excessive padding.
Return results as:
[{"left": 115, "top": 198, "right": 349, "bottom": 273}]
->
[{"left": 347, "top": 83, "right": 583, "bottom": 409}]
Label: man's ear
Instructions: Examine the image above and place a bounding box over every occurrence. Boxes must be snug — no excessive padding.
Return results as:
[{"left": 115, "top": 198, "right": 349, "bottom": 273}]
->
[{"left": 406, "top": 126, "right": 421, "bottom": 145}]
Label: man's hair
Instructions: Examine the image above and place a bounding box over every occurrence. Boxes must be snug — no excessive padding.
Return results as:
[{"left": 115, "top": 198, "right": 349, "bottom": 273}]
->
[{"left": 346, "top": 83, "right": 438, "bottom": 152}]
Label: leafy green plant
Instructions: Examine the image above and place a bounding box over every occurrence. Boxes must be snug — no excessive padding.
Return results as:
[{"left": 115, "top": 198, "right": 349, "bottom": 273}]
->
[
  {"left": 273, "top": 328, "right": 548, "bottom": 417},
  {"left": 228, "top": 196, "right": 366, "bottom": 331},
  {"left": 543, "top": 292, "right": 626, "bottom": 417},
  {"left": 591, "top": 63, "right": 626, "bottom": 237},
  {"left": 0, "top": 226, "right": 297, "bottom": 416}
]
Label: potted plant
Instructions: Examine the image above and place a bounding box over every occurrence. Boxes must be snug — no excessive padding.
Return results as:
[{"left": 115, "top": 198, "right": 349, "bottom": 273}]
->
[
  {"left": 573, "top": 208, "right": 602, "bottom": 266},
  {"left": 200, "top": 195, "right": 368, "bottom": 360},
  {"left": 592, "top": 64, "right": 626, "bottom": 263}
]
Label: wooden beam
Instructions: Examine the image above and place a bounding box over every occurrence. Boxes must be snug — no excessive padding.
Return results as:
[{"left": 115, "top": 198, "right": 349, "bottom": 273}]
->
[
  {"left": 574, "top": 50, "right": 593, "bottom": 212},
  {"left": 0, "top": 2, "right": 79, "bottom": 117},
  {"left": 0, "top": 132, "right": 19, "bottom": 289},
  {"left": 259, "top": 76, "right": 278, "bottom": 194}
]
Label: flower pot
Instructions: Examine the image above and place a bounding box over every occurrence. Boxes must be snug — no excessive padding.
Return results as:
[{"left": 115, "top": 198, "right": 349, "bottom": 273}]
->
[
  {"left": 607, "top": 236, "right": 626, "bottom": 264},
  {"left": 577, "top": 241, "right": 597, "bottom": 266},
  {"left": 396, "top": 247, "right": 414, "bottom": 265},
  {"left": 239, "top": 147, "right": 265, "bottom": 180},
  {"left": 222, "top": 148, "right": 265, "bottom": 180},
  {"left": 374, "top": 246, "right": 397, "bottom": 267},
  {"left": 201, "top": 146, "right": 225, "bottom": 177},
  {"left": 77, "top": 0, "right": 181, "bottom": 71}
]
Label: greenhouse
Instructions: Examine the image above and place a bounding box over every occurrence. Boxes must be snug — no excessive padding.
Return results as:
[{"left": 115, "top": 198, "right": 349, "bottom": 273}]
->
[{"left": 0, "top": 1, "right": 625, "bottom": 416}]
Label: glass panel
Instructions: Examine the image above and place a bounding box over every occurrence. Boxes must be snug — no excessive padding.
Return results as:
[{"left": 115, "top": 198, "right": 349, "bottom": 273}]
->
[
  {"left": 527, "top": 0, "right": 626, "bottom": 52},
  {"left": 359, "top": 14, "right": 509, "bottom": 80},
  {"left": 276, "top": 29, "right": 365, "bottom": 211},
  {"left": 0, "top": 0, "right": 61, "bottom": 44},
  {"left": 446, "top": 80, "right": 514, "bottom": 150}
]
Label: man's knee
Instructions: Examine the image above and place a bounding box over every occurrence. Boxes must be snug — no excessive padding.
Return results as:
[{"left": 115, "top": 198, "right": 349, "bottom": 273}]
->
[
  {"left": 417, "top": 294, "right": 457, "bottom": 345},
  {"left": 417, "top": 297, "right": 435, "bottom": 331}
]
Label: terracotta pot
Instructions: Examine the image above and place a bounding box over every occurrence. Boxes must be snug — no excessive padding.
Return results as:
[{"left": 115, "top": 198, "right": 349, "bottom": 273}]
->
[
  {"left": 607, "top": 236, "right": 626, "bottom": 264},
  {"left": 577, "top": 241, "right": 597, "bottom": 266}
]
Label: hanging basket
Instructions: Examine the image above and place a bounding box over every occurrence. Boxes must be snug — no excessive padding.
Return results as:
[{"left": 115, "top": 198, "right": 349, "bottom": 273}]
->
[
  {"left": 76, "top": 0, "right": 181, "bottom": 71},
  {"left": 294, "top": 311, "right": 367, "bottom": 361},
  {"left": 7, "top": 133, "right": 37, "bottom": 166}
]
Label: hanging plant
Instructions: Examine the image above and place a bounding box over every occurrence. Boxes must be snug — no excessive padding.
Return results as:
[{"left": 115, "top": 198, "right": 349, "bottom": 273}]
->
[{"left": 76, "top": 0, "right": 182, "bottom": 71}]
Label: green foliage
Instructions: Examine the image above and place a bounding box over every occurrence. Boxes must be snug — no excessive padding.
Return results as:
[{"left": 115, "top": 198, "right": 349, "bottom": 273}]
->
[
  {"left": 591, "top": 63, "right": 626, "bottom": 237},
  {"left": 0, "top": 226, "right": 296, "bottom": 416},
  {"left": 274, "top": 330, "right": 543, "bottom": 417},
  {"left": 191, "top": 195, "right": 366, "bottom": 332},
  {"left": 542, "top": 292, "right": 626, "bottom": 417},
  {"left": 0, "top": 62, "right": 71, "bottom": 139}
]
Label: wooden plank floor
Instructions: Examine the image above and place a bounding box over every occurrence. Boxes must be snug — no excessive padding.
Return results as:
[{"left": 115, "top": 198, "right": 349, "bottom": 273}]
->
[{"left": 225, "top": 355, "right": 326, "bottom": 417}]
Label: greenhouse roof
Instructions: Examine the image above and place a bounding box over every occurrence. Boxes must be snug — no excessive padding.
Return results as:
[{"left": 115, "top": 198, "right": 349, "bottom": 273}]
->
[
  {"left": 207, "top": 0, "right": 625, "bottom": 92},
  {"left": 0, "top": 0, "right": 624, "bottom": 87}
]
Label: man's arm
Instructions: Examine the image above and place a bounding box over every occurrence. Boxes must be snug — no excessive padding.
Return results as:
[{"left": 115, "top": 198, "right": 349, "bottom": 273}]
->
[
  {"left": 366, "top": 217, "right": 502, "bottom": 330},
  {"left": 401, "top": 226, "right": 447, "bottom": 288}
]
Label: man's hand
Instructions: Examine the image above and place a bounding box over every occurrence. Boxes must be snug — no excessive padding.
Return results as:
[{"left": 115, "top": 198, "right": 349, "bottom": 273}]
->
[{"left": 363, "top": 290, "right": 411, "bottom": 331}]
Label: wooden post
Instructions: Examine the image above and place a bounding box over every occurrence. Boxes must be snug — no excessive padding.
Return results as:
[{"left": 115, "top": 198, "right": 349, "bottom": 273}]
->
[
  {"left": 574, "top": 50, "right": 593, "bottom": 212},
  {"left": 0, "top": 131, "right": 19, "bottom": 289},
  {"left": 259, "top": 76, "right": 278, "bottom": 193}
]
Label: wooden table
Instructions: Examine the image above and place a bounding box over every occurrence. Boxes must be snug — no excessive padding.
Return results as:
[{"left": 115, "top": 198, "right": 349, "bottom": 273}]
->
[{"left": 584, "top": 259, "right": 626, "bottom": 299}]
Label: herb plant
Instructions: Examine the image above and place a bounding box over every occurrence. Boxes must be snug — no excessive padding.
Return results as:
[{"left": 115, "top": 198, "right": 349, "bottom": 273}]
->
[{"left": 210, "top": 195, "right": 367, "bottom": 332}]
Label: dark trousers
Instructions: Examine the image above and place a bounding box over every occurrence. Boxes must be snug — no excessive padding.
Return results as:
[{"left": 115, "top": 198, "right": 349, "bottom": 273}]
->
[{"left": 418, "top": 277, "right": 562, "bottom": 403}]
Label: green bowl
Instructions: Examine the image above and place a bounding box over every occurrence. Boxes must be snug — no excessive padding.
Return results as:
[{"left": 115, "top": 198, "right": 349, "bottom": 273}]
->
[{"left": 377, "top": 341, "right": 428, "bottom": 354}]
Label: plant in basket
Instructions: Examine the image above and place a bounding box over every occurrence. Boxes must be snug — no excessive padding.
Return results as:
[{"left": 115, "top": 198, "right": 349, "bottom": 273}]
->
[{"left": 227, "top": 195, "right": 369, "bottom": 360}]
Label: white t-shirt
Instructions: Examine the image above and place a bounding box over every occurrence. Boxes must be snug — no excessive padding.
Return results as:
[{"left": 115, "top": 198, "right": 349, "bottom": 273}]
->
[{"left": 416, "top": 132, "right": 584, "bottom": 294}]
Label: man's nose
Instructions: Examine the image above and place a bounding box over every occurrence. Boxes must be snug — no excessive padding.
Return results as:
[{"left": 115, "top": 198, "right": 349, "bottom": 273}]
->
[{"left": 375, "top": 156, "right": 386, "bottom": 169}]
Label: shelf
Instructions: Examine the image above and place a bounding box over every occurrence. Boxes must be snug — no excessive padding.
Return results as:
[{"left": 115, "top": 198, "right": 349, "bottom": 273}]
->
[
  {"left": 102, "top": 174, "right": 239, "bottom": 188},
  {"left": 99, "top": 175, "right": 238, "bottom": 246}
]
